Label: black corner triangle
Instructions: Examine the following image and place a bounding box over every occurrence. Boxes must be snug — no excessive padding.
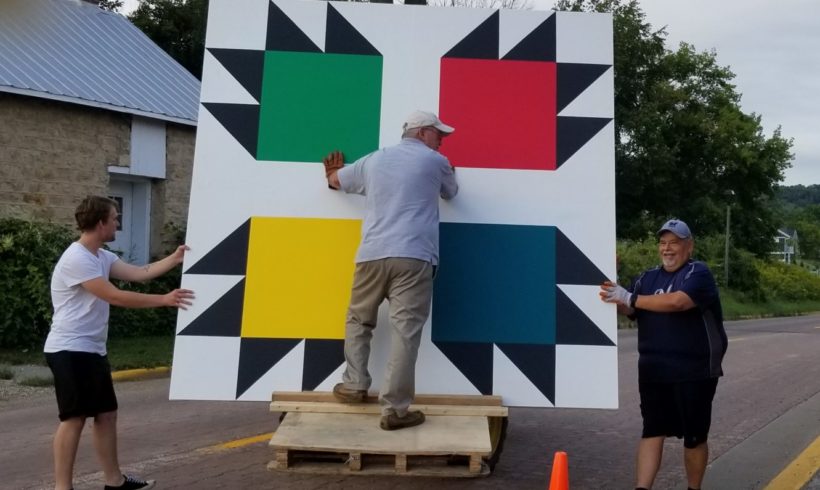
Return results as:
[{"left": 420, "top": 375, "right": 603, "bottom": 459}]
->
[
  {"left": 266, "top": 0, "right": 321, "bottom": 52},
  {"left": 556, "top": 116, "right": 611, "bottom": 167},
  {"left": 207, "top": 48, "right": 266, "bottom": 103},
  {"left": 557, "top": 63, "right": 610, "bottom": 113},
  {"left": 302, "top": 339, "right": 345, "bottom": 391},
  {"left": 555, "top": 228, "right": 607, "bottom": 285},
  {"left": 202, "top": 103, "right": 260, "bottom": 159},
  {"left": 186, "top": 220, "right": 250, "bottom": 275},
  {"left": 236, "top": 338, "right": 302, "bottom": 399},
  {"left": 496, "top": 343, "right": 555, "bottom": 404},
  {"left": 443, "top": 11, "right": 499, "bottom": 59},
  {"left": 556, "top": 288, "right": 614, "bottom": 346},
  {"left": 325, "top": 5, "right": 380, "bottom": 55},
  {"left": 502, "top": 13, "right": 555, "bottom": 61},
  {"left": 434, "top": 341, "right": 493, "bottom": 395},
  {"left": 178, "top": 279, "right": 245, "bottom": 337}
]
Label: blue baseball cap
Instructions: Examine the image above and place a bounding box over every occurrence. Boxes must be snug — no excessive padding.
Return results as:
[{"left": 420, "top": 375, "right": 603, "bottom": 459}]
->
[{"left": 658, "top": 219, "right": 692, "bottom": 239}]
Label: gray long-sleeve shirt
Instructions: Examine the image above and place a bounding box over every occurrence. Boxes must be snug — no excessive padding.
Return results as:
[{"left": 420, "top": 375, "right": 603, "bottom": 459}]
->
[{"left": 337, "top": 138, "right": 458, "bottom": 266}]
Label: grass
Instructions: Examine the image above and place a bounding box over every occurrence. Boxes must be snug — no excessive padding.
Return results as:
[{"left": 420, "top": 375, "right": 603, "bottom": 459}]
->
[
  {"left": 1, "top": 296, "right": 819, "bottom": 372},
  {"left": 721, "top": 292, "right": 820, "bottom": 320},
  {"left": 0, "top": 335, "right": 175, "bottom": 370},
  {"left": 18, "top": 375, "right": 54, "bottom": 387}
]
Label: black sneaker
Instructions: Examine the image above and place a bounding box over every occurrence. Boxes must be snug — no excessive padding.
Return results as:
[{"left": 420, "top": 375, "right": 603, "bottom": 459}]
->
[{"left": 103, "top": 475, "right": 156, "bottom": 490}]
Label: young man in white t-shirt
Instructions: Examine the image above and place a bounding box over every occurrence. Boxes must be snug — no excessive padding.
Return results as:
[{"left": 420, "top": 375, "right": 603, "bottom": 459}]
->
[{"left": 45, "top": 196, "right": 194, "bottom": 490}]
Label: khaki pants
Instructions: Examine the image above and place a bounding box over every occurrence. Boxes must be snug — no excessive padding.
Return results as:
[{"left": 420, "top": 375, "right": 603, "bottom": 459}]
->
[{"left": 341, "top": 258, "right": 434, "bottom": 416}]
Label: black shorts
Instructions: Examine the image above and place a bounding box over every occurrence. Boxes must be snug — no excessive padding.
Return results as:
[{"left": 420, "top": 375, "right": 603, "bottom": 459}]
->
[
  {"left": 45, "top": 351, "right": 118, "bottom": 421},
  {"left": 639, "top": 377, "right": 718, "bottom": 449}
]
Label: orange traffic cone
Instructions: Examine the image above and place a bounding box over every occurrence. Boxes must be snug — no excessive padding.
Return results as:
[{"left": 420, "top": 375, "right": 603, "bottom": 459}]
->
[{"left": 548, "top": 451, "right": 569, "bottom": 490}]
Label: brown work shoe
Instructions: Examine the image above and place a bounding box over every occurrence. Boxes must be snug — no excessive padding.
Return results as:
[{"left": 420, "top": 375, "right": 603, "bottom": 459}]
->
[
  {"left": 380, "top": 410, "right": 425, "bottom": 430},
  {"left": 332, "top": 383, "right": 366, "bottom": 403}
]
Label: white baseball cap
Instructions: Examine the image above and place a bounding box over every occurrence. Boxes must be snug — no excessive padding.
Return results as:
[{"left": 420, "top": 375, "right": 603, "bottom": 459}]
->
[{"left": 402, "top": 110, "right": 455, "bottom": 134}]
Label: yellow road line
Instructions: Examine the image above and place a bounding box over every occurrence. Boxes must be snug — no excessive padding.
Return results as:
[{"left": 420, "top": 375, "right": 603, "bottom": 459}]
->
[
  {"left": 729, "top": 336, "right": 749, "bottom": 342},
  {"left": 203, "top": 432, "right": 274, "bottom": 452},
  {"left": 764, "top": 435, "right": 820, "bottom": 490},
  {"left": 110, "top": 366, "right": 170, "bottom": 382}
]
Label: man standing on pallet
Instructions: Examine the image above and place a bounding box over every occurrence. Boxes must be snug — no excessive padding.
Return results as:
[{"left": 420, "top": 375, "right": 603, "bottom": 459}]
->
[
  {"left": 323, "top": 110, "right": 459, "bottom": 431},
  {"left": 45, "top": 196, "right": 194, "bottom": 490}
]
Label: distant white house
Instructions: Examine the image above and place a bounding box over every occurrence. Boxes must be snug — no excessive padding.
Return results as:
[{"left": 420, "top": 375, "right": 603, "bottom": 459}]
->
[{"left": 772, "top": 228, "right": 799, "bottom": 264}]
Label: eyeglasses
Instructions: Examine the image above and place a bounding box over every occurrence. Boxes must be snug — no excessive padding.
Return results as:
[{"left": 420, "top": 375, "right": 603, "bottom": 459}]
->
[{"left": 422, "top": 126, "right": 445, "bottom": 138}]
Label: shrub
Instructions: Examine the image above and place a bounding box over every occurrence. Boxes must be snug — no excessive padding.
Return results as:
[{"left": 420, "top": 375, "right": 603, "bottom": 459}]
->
[
  {"left": 0, "top": 219, "right": 75, "bottom": 349},
  {"left": 757, "top": 259, "right": 820, "bottom": 302},
  {"left": 0, "top": 219, "right": 186, "bottom": 349},
  {"left": 108, "top": 223, "right": 186, "bottom": 338}
]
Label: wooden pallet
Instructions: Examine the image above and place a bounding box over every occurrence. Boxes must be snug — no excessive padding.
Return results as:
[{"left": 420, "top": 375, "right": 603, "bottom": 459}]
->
[{"left": 268, "top": 393, "right": 505, "bottom": 477}]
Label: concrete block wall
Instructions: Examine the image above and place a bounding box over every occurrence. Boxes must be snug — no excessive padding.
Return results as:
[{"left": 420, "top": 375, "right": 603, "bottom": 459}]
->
[
  {"left": 0, "top": 92, "right": 196, "bottom": 257},
  {"left": 0, "top": 92, "right": 128, "bottom": 224},
  {"left": 151, "top": 123, "right": 195, "bottom": 255}
]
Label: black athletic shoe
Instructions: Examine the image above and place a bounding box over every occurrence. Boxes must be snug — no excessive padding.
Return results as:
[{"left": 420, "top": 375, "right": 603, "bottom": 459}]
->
[{"left": 103, "top": 475, "right": 156, "bottom": 490}]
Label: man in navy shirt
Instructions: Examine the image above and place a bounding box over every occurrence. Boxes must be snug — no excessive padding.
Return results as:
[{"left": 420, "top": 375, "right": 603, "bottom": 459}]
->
[{"left": 600, "top": 219, "right": 727, "bottom": 490}]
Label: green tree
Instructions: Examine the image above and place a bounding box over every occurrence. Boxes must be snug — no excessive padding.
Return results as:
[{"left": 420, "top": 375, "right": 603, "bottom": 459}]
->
[
  {"left": 128, "top": 0, "right": 208, "bottom": 79},
  {"left": 99, "top": 0, "right": 124, "bottom": 11},
  {"left": 555, "top": 0, "right": 793, "bottom": 255}
]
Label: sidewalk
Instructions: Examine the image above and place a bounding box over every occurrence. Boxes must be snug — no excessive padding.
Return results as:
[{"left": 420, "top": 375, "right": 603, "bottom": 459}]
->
[{"left": 0, "top": 363, "right": 170, "bottom": 402}]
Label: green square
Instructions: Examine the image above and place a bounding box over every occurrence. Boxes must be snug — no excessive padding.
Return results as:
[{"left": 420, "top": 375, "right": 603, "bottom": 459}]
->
[{"left": 257, "top": 51, "right": 382, "bottom": 163}]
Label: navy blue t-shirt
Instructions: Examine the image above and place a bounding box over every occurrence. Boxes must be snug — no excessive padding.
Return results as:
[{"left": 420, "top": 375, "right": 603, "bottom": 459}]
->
[{"left": 630, "top": 260, "right": 727, "bottom": 383}]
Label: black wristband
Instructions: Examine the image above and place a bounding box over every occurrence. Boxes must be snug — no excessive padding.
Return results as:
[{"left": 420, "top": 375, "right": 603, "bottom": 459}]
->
[{"left": 629, "top": 292, "right": 638, "bottom": 309}]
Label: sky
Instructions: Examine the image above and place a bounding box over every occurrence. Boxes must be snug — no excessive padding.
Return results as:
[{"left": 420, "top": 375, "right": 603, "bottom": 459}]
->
[{"left": 122, "top": 0, "right": 820, "bottom": 186}]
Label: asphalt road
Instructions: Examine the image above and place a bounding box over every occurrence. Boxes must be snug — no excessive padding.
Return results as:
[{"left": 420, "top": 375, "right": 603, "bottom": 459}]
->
[{"left": 2, "top": 314, "right": 818, "bottom": 490}]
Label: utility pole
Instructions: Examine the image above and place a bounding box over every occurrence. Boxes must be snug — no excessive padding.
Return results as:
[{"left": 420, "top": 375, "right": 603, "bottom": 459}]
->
[{"left": 724, "top": 204, "right": 731, "bottom": 288}]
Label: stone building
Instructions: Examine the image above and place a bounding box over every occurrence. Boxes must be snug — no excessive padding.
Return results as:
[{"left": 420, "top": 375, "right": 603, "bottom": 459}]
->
[{"left": 0, "top": 0, "right": 200, "bottom": 263}]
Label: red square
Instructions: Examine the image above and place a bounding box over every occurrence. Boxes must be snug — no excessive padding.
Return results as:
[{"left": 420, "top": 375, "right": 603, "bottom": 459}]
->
[{"left": 439, "top": 58, "right": 556, "bottom": 170}]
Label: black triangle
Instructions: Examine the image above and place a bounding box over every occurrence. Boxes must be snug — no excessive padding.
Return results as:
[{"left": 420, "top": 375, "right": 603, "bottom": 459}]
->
[
  {"left": 266, "top": 0, "right": 321, "bottom": 52},
  {"left": 443, "top": 11, "right": 499, "bottom": 60},
  {"left": 556, "top": 116, "right": 611, "bottom": 167},
  {"left": 433, "top": 341, "right": 493, "bottom": 395},
  {"left": 555, "top": 287, "right": 614, "bottom": 346},
  {"left": 302, "top": 339, "right": 345, "bottom": 391},
  {"left": 557, "top": 63, "right": 610, "bottom": 113},
  {"left": 236, "top": 338, "right": 302, "bottom": 399},
  {"left": 325, "top": 4, "right": 380, "bottom": 55},
  {"left": 207, "top": 48, "right": 266, "bottom": 103},
  {"left": 186, "top": 219, "right": 250, "bottom": 275},
  {"left": 496, "top": 343, "right": 555, "bottom": 404},
  {"left": 202, "top": 103, "right": 260, "bottom": 159},
  {"left": 502, "top": 13, "right": 555, "bottom": 62},
  {"left": 178, "top": 278, "right": 245, "bottom": 337},
  {"left": 555, "top": 228, "right": 607, "bottom": 285}
]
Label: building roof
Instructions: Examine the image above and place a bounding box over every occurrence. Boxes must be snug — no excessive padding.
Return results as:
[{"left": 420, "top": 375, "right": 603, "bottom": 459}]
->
[{"left": 0, "top": 0, "right": 200, "bottom": 125}]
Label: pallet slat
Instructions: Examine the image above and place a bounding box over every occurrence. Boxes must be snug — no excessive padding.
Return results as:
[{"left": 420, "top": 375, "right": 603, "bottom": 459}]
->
[
  {"left": 270, "top": 400, "right": 508, "bottom": 417},
  {"left": 272, "top": 391, "right": 503, "bottom": 406}
]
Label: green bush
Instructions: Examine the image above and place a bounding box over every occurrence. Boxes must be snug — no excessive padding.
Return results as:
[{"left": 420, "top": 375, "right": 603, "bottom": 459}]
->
[
  {"left": 616, "top": 237, "right": 658, "bottom": 285},
  {"left": 108, "top": 222, "right": 186, "bottom": 338},
  {"left": 757, "top": 259, "right": 820, "bottom": 301},
  {"left": 0, "top": 219, "right": 75, "bottom": 349},
  {"left": 108, "top": 266, "right": 182, "bottom": 338},
  {"left": 0, "top": 219, "right": 186, "bottom": 349}
]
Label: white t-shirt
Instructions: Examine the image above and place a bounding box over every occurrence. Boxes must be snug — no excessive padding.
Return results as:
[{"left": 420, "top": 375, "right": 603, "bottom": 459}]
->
[{"left": 45, "top": 242, "right": 120, "bottom": 355}]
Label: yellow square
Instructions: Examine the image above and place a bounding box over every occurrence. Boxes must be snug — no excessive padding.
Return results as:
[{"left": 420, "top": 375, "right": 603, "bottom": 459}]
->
[{"left": 242, "top": 217, "right": 360, "bottom": 339}]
